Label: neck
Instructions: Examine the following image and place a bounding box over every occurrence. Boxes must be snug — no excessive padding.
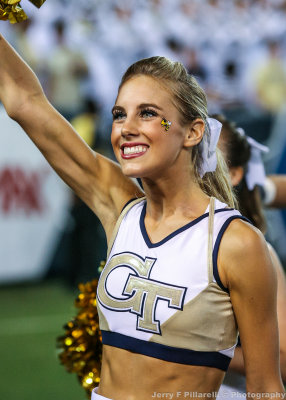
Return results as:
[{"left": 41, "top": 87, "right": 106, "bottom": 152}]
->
[{"left": 141, "top": 171, "right": 210, "bottom": 220}]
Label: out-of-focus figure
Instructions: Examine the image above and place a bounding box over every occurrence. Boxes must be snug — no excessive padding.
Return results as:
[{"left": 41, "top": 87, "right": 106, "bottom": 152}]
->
[
  {"left": 45, "top": 19, "right": 89, "bottom": 120},
  {"left": 254, "top": 40, "right": 286, "bottom": 114}
]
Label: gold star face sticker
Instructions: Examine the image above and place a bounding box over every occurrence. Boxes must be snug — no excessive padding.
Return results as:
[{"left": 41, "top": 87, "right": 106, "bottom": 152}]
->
[{"left": 161, "top": 118, "right": 172, "bottom": 132}]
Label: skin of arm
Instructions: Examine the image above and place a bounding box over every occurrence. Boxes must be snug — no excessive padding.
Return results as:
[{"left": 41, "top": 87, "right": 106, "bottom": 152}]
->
[
  {"left": 268, "top": 175, "right": 286, "bottom": 208},
  {"left": 268, "top": 244, "right": 286, "bottom": 383},
  {"left": 0, "top": 34, "right": 143, "bottom": 241},
  {"left": 228, "top": 244, "right": 286, "bottom": 384},
  {"left": 218, "top": 219, "right": 284, "bottom": 393}
]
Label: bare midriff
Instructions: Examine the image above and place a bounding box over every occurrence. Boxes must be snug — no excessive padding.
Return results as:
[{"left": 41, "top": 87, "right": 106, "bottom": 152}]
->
[{"left": 97, "top": 345, "right": 225, "bottom": 400}]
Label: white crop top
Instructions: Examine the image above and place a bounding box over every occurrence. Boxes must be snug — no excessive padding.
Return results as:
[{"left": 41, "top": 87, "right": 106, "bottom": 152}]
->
[{"left": 97, "top": 197, "right": 248, "bottom": 371}]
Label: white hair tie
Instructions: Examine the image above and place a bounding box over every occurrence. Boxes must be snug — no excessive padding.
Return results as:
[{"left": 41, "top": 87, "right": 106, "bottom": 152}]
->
[{"left": 198, "top": 117, "right": 222, "bottom": 178}]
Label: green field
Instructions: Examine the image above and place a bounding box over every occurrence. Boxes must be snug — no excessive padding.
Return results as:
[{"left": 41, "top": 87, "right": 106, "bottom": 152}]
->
[
  {"left": 0, "top": 280, "right": 88, "bottom": 400},
  {"left": 2, "top": 278, "right": 285, "bottom": 398}
]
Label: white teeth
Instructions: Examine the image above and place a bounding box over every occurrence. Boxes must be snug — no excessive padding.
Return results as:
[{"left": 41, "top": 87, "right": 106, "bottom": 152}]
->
[{"left": 123, "top": 145, "right": 148, "bottom": 155}]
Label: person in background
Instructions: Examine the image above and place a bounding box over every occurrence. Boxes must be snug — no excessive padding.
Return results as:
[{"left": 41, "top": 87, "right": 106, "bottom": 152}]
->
[
  {"left": 254, "top": 40, "right": 286, "bottom": 115},
  {"left": 45, "top": 19, "right": 89, "bottom": 120},
  {"left": 47, "top": 97, "right": 107, "bottom": 287},
  {"left": 262, "top": 174, "right": 286, "bottom": 209},
  {"left": 70, "top": 97, "right": 100, "bottom": 149},
  {"left": 214, "top": 113, "right": 286, "bottom": 394}
]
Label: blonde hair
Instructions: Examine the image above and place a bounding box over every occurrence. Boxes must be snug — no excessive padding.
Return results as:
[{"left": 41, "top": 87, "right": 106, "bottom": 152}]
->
[{"left": 119, "top": 56, "right": 237, "bottom": 208}]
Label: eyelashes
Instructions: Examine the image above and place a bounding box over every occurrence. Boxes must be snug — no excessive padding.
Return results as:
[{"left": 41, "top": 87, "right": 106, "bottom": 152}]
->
[
  {"left": 140, "top": 108, "right": 158, "bottom": 118},
  {"left": 112, "top": 108, "right": 158, "bottom": 121},
  {"left": 112, "top": 110, "right": 125, "bottom": 121}
]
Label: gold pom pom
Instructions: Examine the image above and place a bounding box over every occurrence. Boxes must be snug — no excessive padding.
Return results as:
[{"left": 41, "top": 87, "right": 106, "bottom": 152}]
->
[
  {"left": 57, "top": 277, "right": 103, "bottom": 398},
  {"left": 0, "top": 0, "right": 46, "bottom": 23}
]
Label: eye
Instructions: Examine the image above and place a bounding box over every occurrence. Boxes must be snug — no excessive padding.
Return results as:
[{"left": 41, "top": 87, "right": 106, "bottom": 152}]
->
[
  {"left": 112, "top": 110, "right": 126, "bottom": 121},
  {"left": 140, "top": 108, "right": 158, "bottom": 118}
]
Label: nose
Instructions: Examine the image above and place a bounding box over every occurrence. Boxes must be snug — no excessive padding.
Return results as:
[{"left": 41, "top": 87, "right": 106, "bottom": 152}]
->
[{"left": 121, "top": 118, "right": 140, "bottom": 138}]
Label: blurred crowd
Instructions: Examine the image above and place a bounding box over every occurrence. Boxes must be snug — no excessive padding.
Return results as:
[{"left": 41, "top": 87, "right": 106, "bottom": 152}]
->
[
  {"left": 2, "top": 0, "right": 286, "bottom": 283},
  {"left": 2, "top": 0, "right": 286, "bottom": 128}
]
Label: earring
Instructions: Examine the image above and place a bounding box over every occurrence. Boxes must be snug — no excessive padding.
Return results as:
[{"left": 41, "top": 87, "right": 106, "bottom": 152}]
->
[{"left": 161, "top": 118, "right": 172, "bottom": 132}]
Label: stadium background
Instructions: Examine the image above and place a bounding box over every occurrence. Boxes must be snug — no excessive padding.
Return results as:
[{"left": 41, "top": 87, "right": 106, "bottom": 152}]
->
[{"left": 1, "top": 0, "right": 286, "bottom": 399}]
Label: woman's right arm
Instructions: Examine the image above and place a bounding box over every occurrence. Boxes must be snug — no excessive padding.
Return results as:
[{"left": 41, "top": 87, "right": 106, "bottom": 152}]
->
[{"left": 0, "top": 34, "right": 143, "bottom": 240}]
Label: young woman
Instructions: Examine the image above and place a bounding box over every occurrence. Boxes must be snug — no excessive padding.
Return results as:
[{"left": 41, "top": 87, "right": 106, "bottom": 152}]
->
[
  {"left": 214, "top": 114, "right": 286, "bottom": 394},
  {"left": 0, "top": 34, "right": 284, "bottom": 399}
]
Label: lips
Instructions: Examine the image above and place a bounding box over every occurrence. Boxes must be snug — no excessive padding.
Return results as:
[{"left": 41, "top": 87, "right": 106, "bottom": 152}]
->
[{"left": 120, "top": 143, "right": 149, "bottom": 159}]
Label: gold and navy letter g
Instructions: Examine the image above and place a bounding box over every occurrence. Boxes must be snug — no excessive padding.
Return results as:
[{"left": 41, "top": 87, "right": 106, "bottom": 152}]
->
[{"left": 97, "top": 252, "right": 186, "bottom": 334}]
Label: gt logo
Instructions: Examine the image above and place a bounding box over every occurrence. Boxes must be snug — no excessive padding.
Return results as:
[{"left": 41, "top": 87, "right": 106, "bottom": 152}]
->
[{"left": 97, "top": 252, "right": 186, "bottom": 334}]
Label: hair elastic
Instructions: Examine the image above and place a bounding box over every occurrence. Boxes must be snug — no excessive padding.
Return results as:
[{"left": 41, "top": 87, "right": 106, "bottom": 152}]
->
[{"left": 198, "top": 117, "right": 222, "bottom": 178}]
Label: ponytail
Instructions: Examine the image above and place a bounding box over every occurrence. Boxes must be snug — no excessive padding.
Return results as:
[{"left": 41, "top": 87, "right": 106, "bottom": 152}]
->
[{"left": 195, "top": 148, "right": 237, "bottom": 208}]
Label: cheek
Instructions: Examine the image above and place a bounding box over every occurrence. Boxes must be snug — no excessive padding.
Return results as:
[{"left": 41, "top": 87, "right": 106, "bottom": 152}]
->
[
  {"left": 152, "top": 119, "right": 179, "bottom": 138},
  {"left": 166, "top": 125, "right": 185, "bottom": 146}
]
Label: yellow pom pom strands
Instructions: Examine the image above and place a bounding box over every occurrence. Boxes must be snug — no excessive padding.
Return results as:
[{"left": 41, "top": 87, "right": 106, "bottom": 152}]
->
[
  {"left": 57, "top": 277, "right": 103, "bottom": 398},
  {"left": 161, "top": 118, "right": 172, "bottom": 132},
  {"left": 0, "top": 0, "right": 27, "bottom": 23},
  {"left": 0, "top": 0, "right": 46, "bottom": 23}
]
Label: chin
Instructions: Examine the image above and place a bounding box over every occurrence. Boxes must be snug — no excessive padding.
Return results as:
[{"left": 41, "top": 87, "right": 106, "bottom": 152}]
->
[
  {"left": 121, "top": 165, "right": 145, "bottom": 178},
  {"left": 122, "top": 165, "right": 162, "bottom": 182}
]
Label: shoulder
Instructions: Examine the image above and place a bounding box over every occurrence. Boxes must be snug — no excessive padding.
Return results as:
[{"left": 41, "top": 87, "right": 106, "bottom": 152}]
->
[
  {"left": 217, "top": 218, "right": 275, "bottom": 291},
  {"left": 219, "top": 217, "right": 263, "bottom": 253}
]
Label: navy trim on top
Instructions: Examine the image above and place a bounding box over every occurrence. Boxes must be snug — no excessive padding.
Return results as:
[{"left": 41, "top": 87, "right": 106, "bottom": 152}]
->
[
  {"left": 120, "top": 197, "right": 144, "bottom": 214},
  {"left": 101, "top": 330, "right": 231, "bottom": 371},
  {"left": 212, "top": 215, "right": 251, "bottom": 293},
  {"left": 140, "top": 202, "right": 235, "bottom": 248}
]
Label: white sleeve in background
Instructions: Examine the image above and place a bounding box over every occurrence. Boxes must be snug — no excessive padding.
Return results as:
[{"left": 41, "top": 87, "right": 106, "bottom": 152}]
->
[{"left": 263, "top": 177, "right": 277, "bottom": 206}]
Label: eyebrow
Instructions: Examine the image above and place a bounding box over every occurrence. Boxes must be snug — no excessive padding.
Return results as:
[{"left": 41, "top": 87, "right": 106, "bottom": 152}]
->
[
  {"left": 111, "top": 103, "right": 163, "bottom": 114},
  {"left": 138, "top": 103, "right": 163, "bottom": 111}
]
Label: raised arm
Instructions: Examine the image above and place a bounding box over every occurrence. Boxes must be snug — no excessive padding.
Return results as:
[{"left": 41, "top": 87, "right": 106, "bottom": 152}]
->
[
  {"left": 218, "top": 220, "right": 284, "bottom": 393},
  {"left": 0, "top": 34, "right": 143, "bottom": 240}
]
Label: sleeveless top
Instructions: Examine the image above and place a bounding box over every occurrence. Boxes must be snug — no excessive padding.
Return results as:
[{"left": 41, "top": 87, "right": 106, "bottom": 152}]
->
[{"left": 96, "top": 197, "right": 248, "bottom": 371}]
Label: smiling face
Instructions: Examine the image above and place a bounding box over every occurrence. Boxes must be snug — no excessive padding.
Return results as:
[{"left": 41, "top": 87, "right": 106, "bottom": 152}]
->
[{"left": 111, "top": 75, "right": 200, "bottom": 180}]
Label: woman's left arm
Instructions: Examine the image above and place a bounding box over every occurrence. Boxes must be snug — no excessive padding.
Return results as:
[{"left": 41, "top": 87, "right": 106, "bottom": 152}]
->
[
  {"left": 268, "top": 244, "right": 286, "bottom": 383},
  {"left": 218, "top": 220, "right": 285, "bottom": 393}
]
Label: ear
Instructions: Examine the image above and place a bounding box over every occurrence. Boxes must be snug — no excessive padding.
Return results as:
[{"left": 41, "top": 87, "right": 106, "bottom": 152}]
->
[
  {"left": 183, "top": 119, "right": 205, "bottom": 148},
  {"left": 229, "top": 166, "right": 244, "bottom": 186}
]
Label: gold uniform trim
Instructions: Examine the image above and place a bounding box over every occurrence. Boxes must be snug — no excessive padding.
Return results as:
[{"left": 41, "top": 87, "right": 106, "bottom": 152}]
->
[
  {"left": 149, "top": 281, "right": 237, "bottom": 351},
  {"left": 107, "top": 197, "right": 146, "bottom": 259}
]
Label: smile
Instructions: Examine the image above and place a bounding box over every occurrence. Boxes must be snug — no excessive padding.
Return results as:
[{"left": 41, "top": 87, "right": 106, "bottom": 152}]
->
[{"left": 121, "top": 144, "right": 149, "bottom": 159}]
